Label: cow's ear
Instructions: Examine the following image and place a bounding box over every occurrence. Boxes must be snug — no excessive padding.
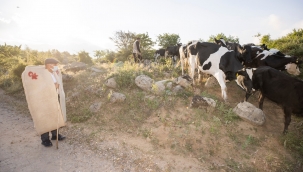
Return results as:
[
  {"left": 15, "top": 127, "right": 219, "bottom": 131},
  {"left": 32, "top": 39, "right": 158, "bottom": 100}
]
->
[
  {"left": 237, "top": 46, "right": 243, "bottom": 53},
  {"left": 195, "top": 42, "right": 202, "bottom": 49}
]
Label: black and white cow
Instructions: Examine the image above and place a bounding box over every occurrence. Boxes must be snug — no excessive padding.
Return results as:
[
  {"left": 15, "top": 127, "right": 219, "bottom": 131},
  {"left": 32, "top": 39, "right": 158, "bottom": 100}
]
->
[
  {"left": 154, "top": 49, "right": 166, "bottom": 62},
  {"left": 179, "top": 40, "right": 199, "bottom": 76},
  {"left": 251, "top": 66, "right": 303, "bottom": 133},
  {"left": 165, "top": 43, "right": 182, "bottom": 63},
  {"left": 245, "top": 46, "right": 302, "bottom": 76},
  {"left": 214, "top": 38, "right": 253, "bottom": 64},
  {"left": 188, "top": 42, "right": 253, "bottom": 101}
]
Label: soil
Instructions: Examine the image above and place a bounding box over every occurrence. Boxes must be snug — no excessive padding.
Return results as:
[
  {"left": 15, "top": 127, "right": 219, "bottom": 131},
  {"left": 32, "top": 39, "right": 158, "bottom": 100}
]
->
[
  {"left": 1, "top": 69, "right": 303, "bottom": 171},
  {"left": 0, "top": 88, "right": 206, "bottom": 171}
]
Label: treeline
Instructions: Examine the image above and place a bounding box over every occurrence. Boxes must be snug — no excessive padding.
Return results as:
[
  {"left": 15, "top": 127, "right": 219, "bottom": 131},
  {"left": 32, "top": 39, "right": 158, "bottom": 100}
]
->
[{"left": 0, "top": 29, "right": 302, "bottom": 93}]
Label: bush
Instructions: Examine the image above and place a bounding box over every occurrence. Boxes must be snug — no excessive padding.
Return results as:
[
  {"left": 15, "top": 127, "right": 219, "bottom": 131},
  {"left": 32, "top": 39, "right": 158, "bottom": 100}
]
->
[{"left": 12, "top": 63, "right": 27, "bottom": 79}]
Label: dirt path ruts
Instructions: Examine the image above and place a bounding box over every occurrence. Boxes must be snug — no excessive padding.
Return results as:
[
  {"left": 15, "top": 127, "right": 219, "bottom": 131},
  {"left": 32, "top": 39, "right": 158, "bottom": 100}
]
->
[{"left": 0, "top": 89, "right": 117, "bottom": 172}]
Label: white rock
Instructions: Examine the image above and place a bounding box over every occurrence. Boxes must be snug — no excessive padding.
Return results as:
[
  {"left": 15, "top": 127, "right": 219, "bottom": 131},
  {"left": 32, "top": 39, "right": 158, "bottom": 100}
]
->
[
  {"left": 190, "top": 95, "right": 216, "bottom": 108},
  {"left": 89, "top": 102, "right": 102, "bottom": 113},
  {"left": 166, "top": 82, "right": 173, "bottom": 89},
  {"left": 152, "top": 81, "right": 166, "bottom": 95},
  {"left": 174, "top": 75, "right": 192, "bottom": 88},
  {"left": 233, "top": 101, "right": 265, "bottom": 125},
  {"left": 135, "top": 75, "right": 153, "bottom": 91},
  {"left": 105, "top": 78, "right": 117, "bottom": 89},
  {"left": 90, "top": 67, "right": 104, "bottom": 73},
  {"left": 108, "top": 91, "right": 126, "bottom": 103},
  {"left": 172, "top": 85, "right": 183, "bottom": 93},
  {"left": 63, "top": 61, "right": 87, "bottom": 72}
]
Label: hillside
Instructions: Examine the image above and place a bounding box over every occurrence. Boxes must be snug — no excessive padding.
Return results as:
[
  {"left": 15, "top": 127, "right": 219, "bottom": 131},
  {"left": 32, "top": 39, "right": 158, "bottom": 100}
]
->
[{"left": 1, "top": 61, "right": 303, "bottom": 172}]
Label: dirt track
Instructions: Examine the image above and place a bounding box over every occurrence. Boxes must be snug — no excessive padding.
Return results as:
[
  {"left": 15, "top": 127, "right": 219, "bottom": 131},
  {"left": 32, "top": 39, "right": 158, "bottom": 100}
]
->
[
  {"left": 0, "top": 89, "right": 117, "bottom": 172},
  {"left": 0, "top": 89, "right": 207, "bottom": 172}
]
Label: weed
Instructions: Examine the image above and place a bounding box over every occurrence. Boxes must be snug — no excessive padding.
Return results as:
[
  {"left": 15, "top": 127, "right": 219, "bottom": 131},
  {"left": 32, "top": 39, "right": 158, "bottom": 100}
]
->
[
  {"left": 69, "top": 108, "right": 93, "bottom": 123},
  {"left": 185, "top": 140, "right": 193, "bottom": 152},
  {"left": 200, "top": 90, "right": 218, "bottom": 100},
  {"left": 216, "top": 102, "right": 240, "bottom": 124},
  {"left": 224, "top": 158, "right": 240, "bottom": 171},
  {"left": 242, "top": 135, "right": 259, "bottom": 149},
  {"left": 280, "top": 131, "right": 303, "bottom": 157},
  {"left": 141, "top": 128, "right": 152, "bottom": 138}
]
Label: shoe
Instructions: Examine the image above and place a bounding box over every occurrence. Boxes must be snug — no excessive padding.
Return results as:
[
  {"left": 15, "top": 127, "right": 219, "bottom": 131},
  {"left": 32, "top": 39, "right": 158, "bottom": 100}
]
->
[
  {"left": 51, "top": 134, "right": 66, "bottom": 141},
  {"left": 41, "top": 140, "right": 53, "bottom": 147}
]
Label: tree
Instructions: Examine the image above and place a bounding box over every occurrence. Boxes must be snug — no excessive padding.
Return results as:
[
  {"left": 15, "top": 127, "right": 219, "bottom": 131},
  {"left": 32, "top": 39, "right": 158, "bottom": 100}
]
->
[
  {"left": 258, "top": 28, "right": 303, "bottom": 57},
  {"left": 156, "top": 33, "right": 181, "bottom": 48},
  {"left": 78, "top": 51, "right": 93, "bottom": 65},
  {"left": 208, "top": 33, "right": 239, "bottom": 43},
  {"left": 94, "top": 50, "right": 105, "bottom": 59},
  {"left": 136, "top": 32, "right": 155, "bottom": 60},
  {"left": 110, "top": 31, "right": 155, "bottom": 61}
]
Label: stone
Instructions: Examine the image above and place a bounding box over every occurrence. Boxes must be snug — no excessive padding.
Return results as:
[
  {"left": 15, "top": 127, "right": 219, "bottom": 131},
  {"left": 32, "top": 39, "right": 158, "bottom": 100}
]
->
[
  {"left": 205, "top": 76, "right": 218, "bottom": 88},
  {"left": 190, "top": 95, "right": 216, "bottom": 108},
  {"left": 233, "top": 101, "right": 265, "bottom": 125},
  {"left": 89, "top": 102, "right": 102, "bottom": 113},
  {"left": 135, "top": 75, "right": 153, "bottom": 91},
  {"left": 105, "top": 78, "right": 117, "bottom": 89},
  {"left": 174, "top": 75, "right": 192, "bottom": 88},
  {"left": 90, "top": 67, "right": 104, "bottom": 73},
  {"left": 63, "top": 61, "right": 87, "bottom": 72},
  {"left": 108, "top": 91, "right": 126, "bottom": 103},
  {"left": 166, "top": 82, "right": 173, "bottom": 89},
  {"left": 172, "top": 85, "right": 183, "bottom": 93},
  {"left": 152, "top": 81, "right": 166, "bottom": 95}
]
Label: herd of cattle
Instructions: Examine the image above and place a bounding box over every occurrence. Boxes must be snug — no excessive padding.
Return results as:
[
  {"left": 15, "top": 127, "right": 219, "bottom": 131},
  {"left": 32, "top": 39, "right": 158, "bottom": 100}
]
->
[{"left": 154, "top": 39, "right": 303, "bottom": 133}]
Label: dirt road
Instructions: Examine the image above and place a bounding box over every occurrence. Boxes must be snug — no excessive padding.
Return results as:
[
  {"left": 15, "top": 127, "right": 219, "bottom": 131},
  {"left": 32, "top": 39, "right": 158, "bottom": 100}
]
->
[
  {"left": 0, "top": 89, "right": 207, "bottom": 172},
  {"left": 0, "top": 89, "right": 117, "bottom": 172}
]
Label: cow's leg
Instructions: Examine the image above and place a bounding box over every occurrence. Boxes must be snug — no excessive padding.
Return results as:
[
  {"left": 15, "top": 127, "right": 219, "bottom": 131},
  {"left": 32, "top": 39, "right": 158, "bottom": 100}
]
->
[
  {"left": 258, "top": 92, "right": 265, "bottom": 110},
  {"left": 196, "top": 56, "right": 202, "bottom": 82},
  {"left": 188, "top": 54, "right": 196, "bottom": 85},
  {"left": 214, "top": 71, "right": 227, "bottom": 101},
  {"left": 154, "top": 54, "right": 159, "bottom": 62},
  {"left": 181, "top": 55, "right": 184, "bottom": 75},
  {"left": 283, "top": 107, "right": 292, "bottom": 134}
]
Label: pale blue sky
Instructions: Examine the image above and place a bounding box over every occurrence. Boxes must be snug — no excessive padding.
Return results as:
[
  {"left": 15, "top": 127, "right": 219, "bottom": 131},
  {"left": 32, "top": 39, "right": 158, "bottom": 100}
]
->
[{"left": 0, "top": 0, "right": 302, "bottom": 56}]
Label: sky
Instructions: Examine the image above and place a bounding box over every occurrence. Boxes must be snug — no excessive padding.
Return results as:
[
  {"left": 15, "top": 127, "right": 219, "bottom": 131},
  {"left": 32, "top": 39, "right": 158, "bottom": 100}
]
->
[{"left": 1, "top": 0, "right": 303, "bottom": 57}]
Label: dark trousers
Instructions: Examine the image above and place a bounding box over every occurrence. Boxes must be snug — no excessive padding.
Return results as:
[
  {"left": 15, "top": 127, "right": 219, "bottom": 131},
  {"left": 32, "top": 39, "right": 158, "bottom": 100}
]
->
[
  {"left": 41, "top": 130, "right": 57, "bottom": 141},
  {"left": 133, "top": 53, "right": 142, "bottom": 63}
]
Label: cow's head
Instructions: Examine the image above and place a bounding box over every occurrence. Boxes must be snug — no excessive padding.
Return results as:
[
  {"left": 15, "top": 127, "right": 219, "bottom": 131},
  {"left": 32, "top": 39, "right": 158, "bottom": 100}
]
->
[
  {"left": 260, "top": 44, "right": 269, "bottom": 50},
  {"left": 285, "top": 57, "right": 302, "bottom": 75},
  {"left": 214, "top": 38, "right": 227, "bottom": 47},
  {"left": 237, "top": 45, "right": 252, "bottom": 64},
  {"left": 235, "top": 69, "right": 254, "bottom": 101}
]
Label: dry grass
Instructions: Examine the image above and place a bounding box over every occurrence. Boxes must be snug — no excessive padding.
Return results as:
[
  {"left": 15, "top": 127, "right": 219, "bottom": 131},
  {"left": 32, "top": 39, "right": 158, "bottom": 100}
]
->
[{"left": 9, "top": 61, "right": 303, "bottom": 171}]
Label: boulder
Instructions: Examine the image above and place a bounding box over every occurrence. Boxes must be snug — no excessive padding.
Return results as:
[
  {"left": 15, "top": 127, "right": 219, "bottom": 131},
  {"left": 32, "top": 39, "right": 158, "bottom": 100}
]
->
[
  {"left": 205, "top": 76, "right": 218, "bottom": 88},
  {"left": 233, "top": 101, "right": 265, "bottom": 125},
  {"left": 172, "top": 85, "right": 183, "bottom": 93},
  {"left": 89, "top": 102, "right": 102, "bottom": 113},
  {"left": 90, "top": 67, "right": 104, "bottom": 73},
  {"left": 152, "top": 81, "right": 166, "bottom": 95},
  {"left": 174, "top": 75, "right": 192, "bottom": 88},
  {"left": 105, "top": 78, "right": 117, "bottom": 89},
  {"left": 190, "top": 95, "right": 216, "bottom": 108},
  {"left": 166, "top": 82, "right": 173, "bottom": 89},
  {"left": 108, "top": 91, "right": 126, "bottom": 103},
  {"left": 135, "top": 75, "right": 153, "bottom": 91},
  {"left": 63, "top": 61, "right": 87, "bottom": 72}
]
